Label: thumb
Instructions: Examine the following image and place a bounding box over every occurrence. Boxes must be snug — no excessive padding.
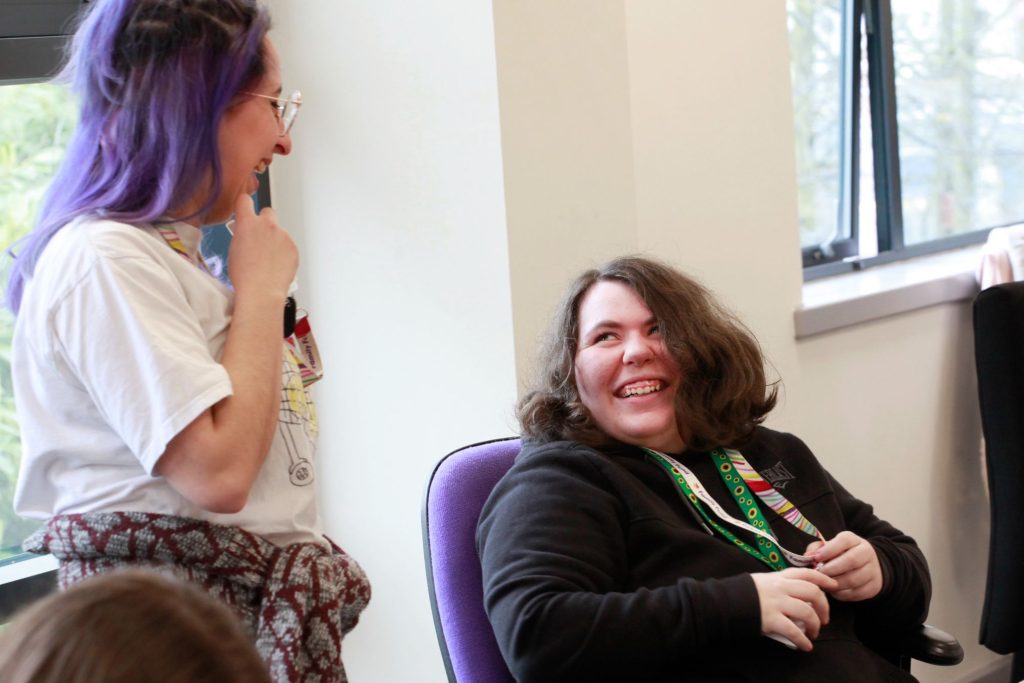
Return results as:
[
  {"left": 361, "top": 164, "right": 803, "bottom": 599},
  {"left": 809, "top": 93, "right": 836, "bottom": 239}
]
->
[{"left": 805, "top": 540, "right": 825, "bottom": 557}]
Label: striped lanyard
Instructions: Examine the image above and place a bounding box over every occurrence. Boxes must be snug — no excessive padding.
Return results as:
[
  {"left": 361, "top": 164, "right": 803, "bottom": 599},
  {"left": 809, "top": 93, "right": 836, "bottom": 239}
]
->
[
  {"left": 156, "top": 225, "right": 212, "bottom": 275},
  {"left": 646, "top": 448, "right": 824, "bottom": 571}
]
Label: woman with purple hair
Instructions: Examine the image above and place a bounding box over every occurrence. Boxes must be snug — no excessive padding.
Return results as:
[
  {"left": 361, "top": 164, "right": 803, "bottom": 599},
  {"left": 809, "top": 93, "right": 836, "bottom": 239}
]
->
[{"left": 6, "top": 2, "right": 369, "bottom": 681}]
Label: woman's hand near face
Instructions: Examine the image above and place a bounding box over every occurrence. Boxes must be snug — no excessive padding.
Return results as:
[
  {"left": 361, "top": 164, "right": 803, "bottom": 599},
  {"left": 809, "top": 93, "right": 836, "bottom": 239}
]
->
[
  {"left": 750, "top": 568, "right": 838, "bottom": 651},
  {"left": 228, "top": 193, "right": 298, "bottom": 299},
  {"left": 805, "top": 531, "right": 884, "bottom": 602}
]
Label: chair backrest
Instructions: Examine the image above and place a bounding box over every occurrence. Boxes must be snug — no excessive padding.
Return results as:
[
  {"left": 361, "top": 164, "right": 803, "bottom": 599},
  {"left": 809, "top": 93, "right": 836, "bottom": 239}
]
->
[
  {"left": 973, "top": 283, "right": 1024, "bottom": 655},
  {"left": 422, "top": 438, "right": 520, "bottom": 683}
]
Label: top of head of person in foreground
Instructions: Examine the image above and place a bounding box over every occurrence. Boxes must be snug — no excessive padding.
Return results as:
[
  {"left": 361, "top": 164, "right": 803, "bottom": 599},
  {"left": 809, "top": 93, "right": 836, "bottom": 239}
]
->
[
  {"left": 6, "top": 0, "right": 293, "bottom": 313},
  {"left": 517, "top": 255, "right": 778, "bottom": 452},
  {"left": 0, "top": 568, "right": 273, "bottom": 683}
]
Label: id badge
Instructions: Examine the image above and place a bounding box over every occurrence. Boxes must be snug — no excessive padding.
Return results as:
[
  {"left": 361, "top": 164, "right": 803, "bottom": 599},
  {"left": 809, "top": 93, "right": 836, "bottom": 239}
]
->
[{"left": 287, "top": 313, "right": 324, "bottom": 386}]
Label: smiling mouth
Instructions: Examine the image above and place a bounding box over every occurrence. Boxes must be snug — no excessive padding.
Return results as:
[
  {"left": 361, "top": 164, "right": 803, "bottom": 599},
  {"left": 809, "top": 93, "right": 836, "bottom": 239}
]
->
[{"left": 619, "top": 380, "right": 663, "bottom": 398}]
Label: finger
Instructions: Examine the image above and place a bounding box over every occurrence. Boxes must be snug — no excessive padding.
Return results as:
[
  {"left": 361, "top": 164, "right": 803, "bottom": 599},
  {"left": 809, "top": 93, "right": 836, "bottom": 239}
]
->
[
  {"left": 776, "top": 618, "right": 815, "bottom": 652},
  {"left": 805, "top": 584, "right": 831, "bottom": 626},
  {"left": 810, "top": 531, "right": 859, "bottom": 563},
  {"left": 805, "top": 540, "right": 825, "bottom": 555},
  {"left": 818, "top": 540, "right": 874, "bottom": 580},
  {"left": 783, "top": 568, "right": 839, "bottom": 593},
  {"left": 816, "top": 550, "right": 862, "bottom": 579},
  {"left": 233, "top": 192, "right": 257, "bottom": 224},
  {"left": 782, "top": 582, "right": 829, "bottom": 628},
  {"left": 838, "top": 563, "right": 881, "bottom": 595},
  {"left": 833, "top": 586, "right": 869, "bottom": 602},
  {"left": 788, "top": 598, "right": 823, "bottom": 638}
]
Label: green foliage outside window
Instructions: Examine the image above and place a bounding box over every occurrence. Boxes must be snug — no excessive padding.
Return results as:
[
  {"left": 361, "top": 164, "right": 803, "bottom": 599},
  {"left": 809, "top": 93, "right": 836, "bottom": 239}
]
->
[{"left": 0, "top": 83, "right": 77, "bottom": 559}]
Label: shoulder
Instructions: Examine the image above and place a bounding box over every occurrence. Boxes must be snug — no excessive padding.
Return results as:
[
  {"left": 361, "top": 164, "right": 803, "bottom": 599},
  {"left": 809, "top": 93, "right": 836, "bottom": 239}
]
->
[
  {"left": 514, "top": 439, "right": 623, "bottom": 477},
  {"left": 743, "top": 426, "right": 817, "bottom": 460},
  {"left": 35, "top": 218, "right": 164, "bottom": 283},
  {"left": 738, "top": 427, "right": 830, "bottom": 490},
  {"left": 493, "top": 439, "right": 613, "bottom": 489},
  {"left": 517, "top": 438, "right": 604, "bottom": 462},
  {"left": 55, "top": 217, "right": 164, "bottom": 258},
  {"left": 480, "top": 439, "right": 630, "bottom": 538},
  {"left": 22, "top": 218, "right": 196, "bottom": 332}
]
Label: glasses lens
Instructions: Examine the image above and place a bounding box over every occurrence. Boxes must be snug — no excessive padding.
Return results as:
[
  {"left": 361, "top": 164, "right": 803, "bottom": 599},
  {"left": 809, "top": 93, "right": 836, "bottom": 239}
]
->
[{"left": 280, "top": 91, "right": 301, "bottom": 136}]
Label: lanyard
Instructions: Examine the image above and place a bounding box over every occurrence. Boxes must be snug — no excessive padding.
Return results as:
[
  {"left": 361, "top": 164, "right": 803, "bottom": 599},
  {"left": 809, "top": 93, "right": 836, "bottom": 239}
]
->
[
  {"left": 646, "top": 448, "right": 823, "bottom": 571},
  {"left": 156, "top": 225, "right": 213, "bottom": 275},
  {"left": 718, "top": 448, "right": 823, "bottom": 539}
]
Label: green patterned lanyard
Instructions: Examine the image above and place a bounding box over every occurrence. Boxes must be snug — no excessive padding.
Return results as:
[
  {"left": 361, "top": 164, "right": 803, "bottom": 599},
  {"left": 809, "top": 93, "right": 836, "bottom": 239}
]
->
[{"left": 647, "top": 448, "right": 791, "bottom": 571}]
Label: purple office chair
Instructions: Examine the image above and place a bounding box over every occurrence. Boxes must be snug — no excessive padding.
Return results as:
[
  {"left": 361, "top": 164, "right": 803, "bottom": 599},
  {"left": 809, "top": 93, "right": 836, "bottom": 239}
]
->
[
  {"left": 422, "top": 438, "right": 519, "bottom": 683},
  {"left": 422, "top": 438, "right": 963, "bottom": 680}
]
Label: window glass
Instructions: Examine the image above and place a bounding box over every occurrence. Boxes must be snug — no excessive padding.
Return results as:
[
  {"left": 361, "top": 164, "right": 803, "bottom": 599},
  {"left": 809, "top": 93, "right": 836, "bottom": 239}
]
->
[
  {"left": 893, "top": 0, "right": 1024, "bottom": 246},
  {"left": 788, "top": 0, "right": 845, "bottom": 250},
  {"left": 0, "top": 82, "right": 76, "bottom": 561},
  {"left": 858, "top": 20, "right": 880, "bottom": 257}
]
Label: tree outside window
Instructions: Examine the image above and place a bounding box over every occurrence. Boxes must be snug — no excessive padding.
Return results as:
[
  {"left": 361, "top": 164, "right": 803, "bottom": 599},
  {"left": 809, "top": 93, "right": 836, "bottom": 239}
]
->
[
  {"left": 787, "top": 0, "right": 1024, "bottom": 274},
  {"left": 0, "top": 83, "right": 76, "bottom": 561}
]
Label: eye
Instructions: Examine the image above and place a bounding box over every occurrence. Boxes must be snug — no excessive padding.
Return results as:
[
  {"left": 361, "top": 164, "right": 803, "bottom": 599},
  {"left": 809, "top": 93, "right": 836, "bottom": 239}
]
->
[
  {"left": 648, "top": 323, "right": 662, "bottom": 335},
  {"left": 595, "top": 332, "right": 615, "bottom": 342}
]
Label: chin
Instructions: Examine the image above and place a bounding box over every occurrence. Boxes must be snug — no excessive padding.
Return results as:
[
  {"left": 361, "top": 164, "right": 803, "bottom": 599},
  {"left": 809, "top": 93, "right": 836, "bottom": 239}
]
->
[{"left": 202, "top": 204, "right": 233, "bottom": 226}]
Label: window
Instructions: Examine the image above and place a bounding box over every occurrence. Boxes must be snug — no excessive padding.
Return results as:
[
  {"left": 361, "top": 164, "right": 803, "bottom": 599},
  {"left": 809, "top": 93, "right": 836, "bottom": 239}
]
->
[
  {"left": 0, "top": 82, "right": 77, "bottom": 563},
  {"left": 787, "top": 0, "right": 1024, "bottom": 277},
  {"left": 0, "top": 0, "right": 84, "bottom": 618}
]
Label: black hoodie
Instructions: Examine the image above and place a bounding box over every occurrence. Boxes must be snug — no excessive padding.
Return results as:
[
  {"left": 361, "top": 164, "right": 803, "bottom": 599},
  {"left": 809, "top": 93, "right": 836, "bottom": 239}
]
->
[{"left": 476, "top": 427, "right": 929, "bottom": 682}]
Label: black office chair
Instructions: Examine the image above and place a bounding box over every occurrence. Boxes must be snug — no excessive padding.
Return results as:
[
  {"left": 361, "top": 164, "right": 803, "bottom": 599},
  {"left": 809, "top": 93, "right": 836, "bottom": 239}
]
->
[{"left": 974, "top": 282, "right": 1024, "bottom": 681}]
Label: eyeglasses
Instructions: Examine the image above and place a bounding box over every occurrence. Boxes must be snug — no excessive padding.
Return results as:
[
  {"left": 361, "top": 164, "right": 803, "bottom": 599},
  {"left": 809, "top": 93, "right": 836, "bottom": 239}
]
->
[{"left": 241, "top": 89, "right": 302, "bottom": 136}]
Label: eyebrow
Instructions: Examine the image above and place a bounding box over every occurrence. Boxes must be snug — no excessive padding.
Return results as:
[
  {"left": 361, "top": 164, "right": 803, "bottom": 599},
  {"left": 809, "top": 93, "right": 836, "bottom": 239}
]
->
[{"left": 582, "top": 316, "right": 657, "bottom": 337}]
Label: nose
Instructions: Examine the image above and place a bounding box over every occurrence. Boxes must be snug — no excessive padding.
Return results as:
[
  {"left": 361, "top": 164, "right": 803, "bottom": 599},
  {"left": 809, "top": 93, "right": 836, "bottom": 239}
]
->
[
  {"left": 275, "top": 129, "right": 293, "bottom": 156},
  {"left": 622, "top": 333, "right": 655, "bottom": 365}
]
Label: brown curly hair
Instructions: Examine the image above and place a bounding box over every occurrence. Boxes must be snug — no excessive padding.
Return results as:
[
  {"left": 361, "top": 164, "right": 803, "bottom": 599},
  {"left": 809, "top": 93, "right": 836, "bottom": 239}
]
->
[{"left": 517, "top": 256, "right": 777, "bottom": 451}]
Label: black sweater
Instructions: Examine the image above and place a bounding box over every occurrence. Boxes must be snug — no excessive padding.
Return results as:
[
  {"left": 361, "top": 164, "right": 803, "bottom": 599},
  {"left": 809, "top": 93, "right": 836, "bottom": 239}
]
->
[{"left": 476, "top": 428, "right": 930, "bottom": 682}]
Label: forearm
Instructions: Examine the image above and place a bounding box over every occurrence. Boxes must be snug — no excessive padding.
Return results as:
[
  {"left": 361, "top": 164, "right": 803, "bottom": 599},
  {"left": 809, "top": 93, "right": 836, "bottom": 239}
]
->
[
  {"left": 485, "top": 571, "right": 758, "bottom": 681},
  {"left": 211, "top": 288, "right": 286, "bottom": 477},
  {"left": 833, "top": 475, "right": 931, "bottom": 624},
  {"left": 157, "top": 287, "right": 285, "bottom": 512},
  {"left": 866, "top": 536, "right": 930, "bottom": 622}
]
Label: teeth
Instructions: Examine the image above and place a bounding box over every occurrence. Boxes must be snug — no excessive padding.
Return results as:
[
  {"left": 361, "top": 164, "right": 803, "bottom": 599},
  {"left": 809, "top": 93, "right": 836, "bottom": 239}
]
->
[
  {"left": 622, "top": 382, "right": 661, "bottom": 398},
  {"left": 255, "top": 161, "right": 268, "bottom": 173}
]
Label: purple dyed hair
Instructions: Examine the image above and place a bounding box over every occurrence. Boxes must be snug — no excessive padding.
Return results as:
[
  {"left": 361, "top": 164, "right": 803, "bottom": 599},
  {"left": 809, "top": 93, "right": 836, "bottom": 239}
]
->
[{"left": 6, "top": 0, "right": 271, "bottom": 314}]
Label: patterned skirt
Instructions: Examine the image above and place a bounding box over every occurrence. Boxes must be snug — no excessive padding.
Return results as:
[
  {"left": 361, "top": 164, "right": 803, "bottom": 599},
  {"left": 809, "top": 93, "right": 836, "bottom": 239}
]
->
[{"left": 24, "top": 511, "right": 371, "bottom": 683}]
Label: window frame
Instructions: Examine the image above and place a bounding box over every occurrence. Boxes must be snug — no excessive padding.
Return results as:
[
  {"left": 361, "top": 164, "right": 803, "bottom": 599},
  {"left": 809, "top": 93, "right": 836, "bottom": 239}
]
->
[{"left": 801, "top": 0, "right": 994, "bottom": 281}]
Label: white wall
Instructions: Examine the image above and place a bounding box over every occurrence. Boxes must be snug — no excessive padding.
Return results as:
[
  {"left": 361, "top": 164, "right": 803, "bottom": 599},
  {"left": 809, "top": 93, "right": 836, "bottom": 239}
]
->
[
  {"left": 267, "top": 0, "right": 1000, "bottom": 680},
  {"left": 264, "top": 2, "right": 517, "bottom": 681}
]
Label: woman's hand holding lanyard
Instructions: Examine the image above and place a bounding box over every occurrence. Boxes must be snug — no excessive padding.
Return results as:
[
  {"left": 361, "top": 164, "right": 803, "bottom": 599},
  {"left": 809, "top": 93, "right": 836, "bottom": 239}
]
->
[{"left": 806, "top": 531, "right": 884, "bottom": 602}]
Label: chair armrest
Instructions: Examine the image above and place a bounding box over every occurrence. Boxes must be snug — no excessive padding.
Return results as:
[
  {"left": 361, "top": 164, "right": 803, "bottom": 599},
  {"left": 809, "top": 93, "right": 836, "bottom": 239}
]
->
[{"left": 900, "top": 623, "right": 964, "bottom": 666}]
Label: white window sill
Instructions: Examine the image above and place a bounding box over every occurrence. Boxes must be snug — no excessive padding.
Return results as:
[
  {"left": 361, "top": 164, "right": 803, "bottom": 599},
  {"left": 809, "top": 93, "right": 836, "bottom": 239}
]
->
[
  {"left": 0, "top": 554, "right": 56, "bottom": 584},
  {"left": 794, "top": 246, "right": 981, "bottom": 339}
]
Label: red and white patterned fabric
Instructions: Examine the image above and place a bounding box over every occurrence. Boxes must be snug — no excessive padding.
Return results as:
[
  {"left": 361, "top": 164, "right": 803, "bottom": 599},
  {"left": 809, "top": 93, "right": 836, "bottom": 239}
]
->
[{"left": 25, "top": 511, "right": 371, "bottom": 683}]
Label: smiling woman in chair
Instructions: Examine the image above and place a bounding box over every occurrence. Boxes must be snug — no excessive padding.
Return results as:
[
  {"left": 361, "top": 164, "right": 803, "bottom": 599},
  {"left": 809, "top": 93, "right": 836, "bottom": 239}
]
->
[{"left": 476, "top": 256, "right": 930, "bottom": 682}]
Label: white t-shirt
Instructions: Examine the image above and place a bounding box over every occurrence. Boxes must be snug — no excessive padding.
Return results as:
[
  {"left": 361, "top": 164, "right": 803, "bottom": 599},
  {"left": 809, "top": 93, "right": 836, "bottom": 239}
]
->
[{"left": 12, "top": 217, "right": 323, "bottom": 547}]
